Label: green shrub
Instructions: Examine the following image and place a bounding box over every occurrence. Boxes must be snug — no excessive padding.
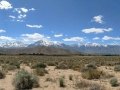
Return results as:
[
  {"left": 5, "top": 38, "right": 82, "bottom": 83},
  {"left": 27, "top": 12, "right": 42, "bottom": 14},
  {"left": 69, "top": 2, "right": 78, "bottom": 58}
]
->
[
  {"left": 86, "top": 62, "right": 97, "bottom": 69},
  {"left": 82, "top": 69, "right": 101, "bottom": 79},
  {"left": 12, "top": 70, "right": 39, "bottom": 89},
  {"left": 9, "top": 61, "right": 20, "bottom": 69},
  {"left": 32, "top": 75, "right": 40, "bottom": 88},
  {"left": 0, "top": 70, "right": 5, "bottom": 79},
  {"left": 114, "top": 65, "right": 120, "bottom": 71},
  {"left": 110, "top": 78, "right": 118, "bottom": 86},
  {"left": 67, "top": 62, "right": 74, "bottom": 69},
  {"left": 47, "top": 62, "right": 56, "bottom": 66},
  {"left": 59, "top": 77, "right": 65, "bottom": 87},
  {"left": 31, "top": 63, "right": 46, "bottom": 69},
  {"left": 2, "top": 64, "right": 17, "bottom": 71},
  {"left": 69, "top": 74, "right": 73, "bottom": 80}
]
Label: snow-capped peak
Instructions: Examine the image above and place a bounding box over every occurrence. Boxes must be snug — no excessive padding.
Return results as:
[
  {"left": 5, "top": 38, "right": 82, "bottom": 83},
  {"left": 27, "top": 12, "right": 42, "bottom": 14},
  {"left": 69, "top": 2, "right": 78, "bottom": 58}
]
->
[
  {"left": 31, "top": 40, "right": 62, "bottom": 46},
  {"left": 0, "top": 41, "right": 28, "bottom": 48},
  {"left": 73, "top": 43, "right": 108, "bottom": 47}
]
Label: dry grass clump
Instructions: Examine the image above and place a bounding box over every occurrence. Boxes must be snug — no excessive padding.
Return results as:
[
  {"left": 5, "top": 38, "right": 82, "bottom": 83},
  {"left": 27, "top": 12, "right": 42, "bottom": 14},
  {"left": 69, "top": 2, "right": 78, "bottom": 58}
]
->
[
  {"left": 86, "top": 62, "right": 97, "bottom": 69},
  {"left": 31, "top": 63, "right": 46, "bottom": 69},
  {"left": 0, "top": 70, "right": 5, "bottom": 79},
  {"left": 33, "top": 68, "right": 48, "bottom": 76},
  {"left": 46, "top": 77, "right": 53, "bottom": 82},
  {"left": 55, "top": 62, "right": 68, "bottom": 69},
  {"left": 75, "top": 80, "right": 106, "bottom": 90},
  {"left": 75, "top": 80, "right": 90, "bottom": 89},
  {"left": 89, "top": 83, "right": 106, "bottom": 90},
  {"left": 114, "top": 65, "right": 120, "bottom": 71},
  {"left": 72, "top": 64, "right": 85, "bottom": 71},
  {"left": 101, "top": 71, "right": 114, "bottom": 79},
  {"left": 82, "top": 69, "right": 101, "bottom": 80}
]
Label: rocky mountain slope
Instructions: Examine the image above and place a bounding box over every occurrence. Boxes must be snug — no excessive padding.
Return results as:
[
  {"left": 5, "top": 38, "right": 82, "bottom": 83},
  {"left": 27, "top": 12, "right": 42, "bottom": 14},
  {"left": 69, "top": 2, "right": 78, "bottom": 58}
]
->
[{"left": 0, "top": 40, "right": 120, "bottom": 54}]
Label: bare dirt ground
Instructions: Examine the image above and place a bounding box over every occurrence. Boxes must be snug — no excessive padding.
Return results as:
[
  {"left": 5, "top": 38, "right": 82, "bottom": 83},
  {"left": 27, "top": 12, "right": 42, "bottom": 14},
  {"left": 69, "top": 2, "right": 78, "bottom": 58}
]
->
[{"left": 1, "top": 65, "right": 120, "bottom": 90}]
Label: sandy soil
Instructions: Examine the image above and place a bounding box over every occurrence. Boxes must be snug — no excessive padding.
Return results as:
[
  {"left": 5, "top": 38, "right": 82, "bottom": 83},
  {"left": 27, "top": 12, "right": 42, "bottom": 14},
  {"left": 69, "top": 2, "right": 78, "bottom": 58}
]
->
[{"left": 1, "top": 65, "right": 120, "bottom": 90}]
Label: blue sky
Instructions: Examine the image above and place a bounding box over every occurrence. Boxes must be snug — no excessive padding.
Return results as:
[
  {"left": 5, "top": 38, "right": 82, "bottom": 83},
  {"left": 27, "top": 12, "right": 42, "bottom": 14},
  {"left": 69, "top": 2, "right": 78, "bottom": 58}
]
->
[{"left": 0, "top": 0, "right": 120, "bottom": 44}]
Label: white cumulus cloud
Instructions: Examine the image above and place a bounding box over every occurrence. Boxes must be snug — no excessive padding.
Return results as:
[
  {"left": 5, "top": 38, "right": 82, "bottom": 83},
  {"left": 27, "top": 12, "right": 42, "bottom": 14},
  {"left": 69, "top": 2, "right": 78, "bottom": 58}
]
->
[
  {"left": 16, "top": 20, "right": 24, "bottom": 22},
  {"left": 0, "top": 29, "right": 6, "bottom": 33},
  {"left": 91, "top": 15, "right": 104, "bottom": 24},
  {"left": 0, "top": 36, "right": 15, "bottom": 41},
  {"left": 63, "top": 37, "right": 85, "bottom": 42},
  {"left": 47, "top": 36, "right": 50, "bottom": 39},
  {"left": 9, "top": 15, "right": 16, "bottom": 19},
  {"left": 26, "top": 24, "right": 43, "bottom": 28},
  {"left": 82, "top": 28, "right": 113, "bottom": 34},
  {"left": 13, "top": 7, "right": 35, "bottom": 22},
  {"left": 0, "top": 0, "right": 12, "bottom": 10},
  {"left": 21, "top": 33, "right": 44, "bottom": 39},
  {"left": 54, "top": 34, "right": 63, "bottom": 37},
  {"left": 102, "top": 36, "right": 120, "bottom": 40},
  {"left": 18, "top": 14, "right": 26, "bottom": 19},
  {"left": 13, "top": 8, "right": 21, "bottom": 14},
  {"left": 93, "top": 37, "right": 100, "bottom": 40},
  {"left": 29, "top": 8, "right": 35, "bottom": 11},
  {"left": 21, "top": 33, "right": 49, "bottom": 43},
  {"left": 20, "top": 7, "right": 28, "bottom": 13},
  {"left": 14, "top": 7, "right": 35, "bottom": 14}
]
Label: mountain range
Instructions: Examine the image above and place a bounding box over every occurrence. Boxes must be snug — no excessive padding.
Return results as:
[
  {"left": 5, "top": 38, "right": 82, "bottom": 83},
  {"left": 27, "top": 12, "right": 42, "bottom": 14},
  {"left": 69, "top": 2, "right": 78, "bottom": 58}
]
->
[{"left": 0, "top": 40, "right": 120, "bottom": 54}]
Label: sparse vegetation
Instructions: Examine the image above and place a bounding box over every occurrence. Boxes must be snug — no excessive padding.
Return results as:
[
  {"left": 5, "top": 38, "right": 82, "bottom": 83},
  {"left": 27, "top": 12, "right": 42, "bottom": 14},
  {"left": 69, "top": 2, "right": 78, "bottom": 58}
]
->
[
  {"left": 12, "top": 70, "right": 39, "bottom": 89},
  {"left": 32, "top": 75, "right": 40, "bottom": 88},
  {"left": 75, "top": 80, "right": 90, "bottom": 89},
  {"left": 82, "top": 69, "right": 101, "bottom": 79},
  {"left": 59, "top": 77, "right": 65, "bottom": 87},
  {"left": 46, "top": 77, "right": 54, "bottom": 82},
  {"left": 75, "top": 80, "right": 106, "bottom": 90},
  {"left": 69, "top": 74, "right": 73, "bottom": 80},
  {"left": 114, "top": 65, "right": 120, "bottom": 71},
  {"left": 47, "top": 61, "right": 56, "bottom": 66},
  {"left": 0, "top": 55, "right": 119, "bottom": 89},
  {"left": 0, "top": 70, "right": 5, "bottom": 79},
  {"left": 101, "top": 71, "right": 114, "bottom": 79},
  {"left": 9, "top": 61, "right": 20, "bottom": 69},
  {"left": 110, "top": 78, "right": 118, "bottom": 87},
  {"left": 31, "top": 63, "right": 46, "bottom": 69},
  {"left": 2, "top": 64, "right": 17, "bottom": 71},
  {"left": 55, "top": 62, "right": 68, "bottom": 69},
  {"left": 86, "top": 62, "right": 97, "bottom": 69},
  {"left": 33, "top": 68, "right": 45, "bottom": 76},
  {"left": 89, "top": 83, "right": 105, "bottom": 90}
]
